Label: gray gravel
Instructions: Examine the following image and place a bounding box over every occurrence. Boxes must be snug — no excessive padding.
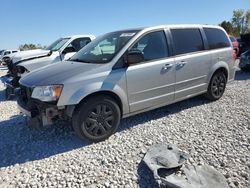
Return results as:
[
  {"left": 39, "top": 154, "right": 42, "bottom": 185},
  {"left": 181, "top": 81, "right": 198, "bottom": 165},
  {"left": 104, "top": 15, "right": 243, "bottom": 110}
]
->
[{"left": 0, "top": 68, "right": 249, "bottom": 188}]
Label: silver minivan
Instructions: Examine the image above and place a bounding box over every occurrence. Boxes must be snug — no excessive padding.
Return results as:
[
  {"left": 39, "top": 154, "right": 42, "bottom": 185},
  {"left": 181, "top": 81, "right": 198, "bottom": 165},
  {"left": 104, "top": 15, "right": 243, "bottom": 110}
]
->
[{"left": 17, "top": 25, "right": 235, "bottom": 141}]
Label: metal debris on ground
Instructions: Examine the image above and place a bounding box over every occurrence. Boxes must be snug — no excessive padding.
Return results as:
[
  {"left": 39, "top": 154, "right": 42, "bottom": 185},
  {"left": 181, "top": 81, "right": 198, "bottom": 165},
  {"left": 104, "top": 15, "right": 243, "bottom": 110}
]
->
[{"left": 143, "top": 143, "right": 229, "bottom": 188}]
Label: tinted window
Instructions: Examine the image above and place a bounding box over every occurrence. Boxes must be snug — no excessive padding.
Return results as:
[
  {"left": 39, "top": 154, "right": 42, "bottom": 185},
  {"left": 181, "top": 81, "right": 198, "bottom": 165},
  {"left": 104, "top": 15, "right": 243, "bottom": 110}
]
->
[
  {"left": 171, "top": 29, "right": 204, "bottom": 55},
  {"left": 204, "top": 28, "right": 230, "bottom": 49},
  {"left": 129, "top": 31, "right": 168, "bottom": 61}
]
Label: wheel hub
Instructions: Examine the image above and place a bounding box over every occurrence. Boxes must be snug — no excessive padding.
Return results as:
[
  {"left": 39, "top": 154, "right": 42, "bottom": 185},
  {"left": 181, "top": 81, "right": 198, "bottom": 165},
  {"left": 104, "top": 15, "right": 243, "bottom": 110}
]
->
[
  {"left": 84, "top": 104, "right": 115, "bottom": 137},
  {"left": 96, "top": 115, "right": 105, "bottom": 125}
]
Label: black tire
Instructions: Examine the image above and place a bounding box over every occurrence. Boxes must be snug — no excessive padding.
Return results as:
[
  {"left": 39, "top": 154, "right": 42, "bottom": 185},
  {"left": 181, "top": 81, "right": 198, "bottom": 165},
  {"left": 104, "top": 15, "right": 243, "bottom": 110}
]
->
[
  {"left": 205, "top": 71, "right": 227, "bottom": 101},
  {"left": 72, "top": 95, "right": 121, "bottom": 142}
]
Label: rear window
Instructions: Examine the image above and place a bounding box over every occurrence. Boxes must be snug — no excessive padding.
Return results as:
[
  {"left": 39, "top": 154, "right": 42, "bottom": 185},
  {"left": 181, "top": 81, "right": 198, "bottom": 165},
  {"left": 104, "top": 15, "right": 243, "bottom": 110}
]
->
[
  {"left": 171, "top": 28, "right": 204, "bottom": 55},
  {"left": 204, "top": 28, "right": 230, "bottom": 49}
]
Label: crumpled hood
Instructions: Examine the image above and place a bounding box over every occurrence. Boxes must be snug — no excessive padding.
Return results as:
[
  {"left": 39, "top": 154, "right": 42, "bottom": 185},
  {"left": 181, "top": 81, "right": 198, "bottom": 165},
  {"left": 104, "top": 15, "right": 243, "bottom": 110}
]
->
[
  {"left": 20, "top": 61, "right": 104, "bottom": 87},
  {"left": 11, "top": 49, "right": 51, "bottom": 64}
]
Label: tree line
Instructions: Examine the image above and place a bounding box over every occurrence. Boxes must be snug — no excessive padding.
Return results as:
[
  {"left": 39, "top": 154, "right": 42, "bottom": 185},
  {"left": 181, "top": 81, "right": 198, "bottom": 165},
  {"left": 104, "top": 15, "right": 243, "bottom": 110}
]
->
[
  {"left": 219, "top": 9, "right": 250, "bottom": 37},
  {"left": 19, "top": 44, "right": 47, "bottom": 51}
]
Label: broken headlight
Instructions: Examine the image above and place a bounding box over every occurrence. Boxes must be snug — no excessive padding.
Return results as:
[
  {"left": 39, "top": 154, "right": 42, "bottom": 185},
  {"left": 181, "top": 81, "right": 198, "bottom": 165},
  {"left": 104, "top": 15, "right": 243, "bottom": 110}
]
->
[{"left": 31, "top": 85, "right": 63, "bottom": 102}]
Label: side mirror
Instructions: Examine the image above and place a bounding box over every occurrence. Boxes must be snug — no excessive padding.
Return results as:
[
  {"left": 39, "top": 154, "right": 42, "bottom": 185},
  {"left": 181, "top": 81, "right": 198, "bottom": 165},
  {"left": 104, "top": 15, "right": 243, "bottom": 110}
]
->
[
  {"left": 127, "top": 50, "right": 144, "bottom": 64},
  {"left": 62, "top": 47, "right": 76, "bottom": 54}
]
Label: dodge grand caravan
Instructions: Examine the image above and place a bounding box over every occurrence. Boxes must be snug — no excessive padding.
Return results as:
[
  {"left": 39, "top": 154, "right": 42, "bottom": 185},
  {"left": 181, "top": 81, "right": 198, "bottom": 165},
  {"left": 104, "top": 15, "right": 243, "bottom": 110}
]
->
[{"left": 17, "top": 25, "right": 235, "bottom": 142}]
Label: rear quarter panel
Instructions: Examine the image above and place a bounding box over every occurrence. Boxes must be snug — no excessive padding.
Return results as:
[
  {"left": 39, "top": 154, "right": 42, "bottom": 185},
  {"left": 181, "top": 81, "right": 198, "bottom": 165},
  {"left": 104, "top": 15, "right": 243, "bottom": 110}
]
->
[{"left": 207, "top": 47, "right": 235, "bottom": 84}]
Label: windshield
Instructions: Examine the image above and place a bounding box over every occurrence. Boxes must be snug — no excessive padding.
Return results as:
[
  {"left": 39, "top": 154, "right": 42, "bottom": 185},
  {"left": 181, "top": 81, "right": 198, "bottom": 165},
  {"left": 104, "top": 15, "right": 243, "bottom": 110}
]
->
[
  {"left": 70, "top": 30, "right": 140, "bottom": 64},
  {"left": 46, "top": 38, "right": 70, "bottom": 51}
]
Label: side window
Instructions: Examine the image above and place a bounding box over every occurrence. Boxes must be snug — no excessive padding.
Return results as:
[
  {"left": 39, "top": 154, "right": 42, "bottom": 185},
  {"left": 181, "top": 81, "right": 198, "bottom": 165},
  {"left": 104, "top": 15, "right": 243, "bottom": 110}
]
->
[
  {"left": 67, "top": 38, "right": 91, "bottom": 52},
  {"left": 204, "top": 28, "right": 231, "bottom": 49},
  {"left": 129, "top": 31, "right": 169, "bottom": 61},
  {"left": 171, "top": 29, "right": 204, "bottom": 55},
  {"left": 4, "top": 51, "right": 11, "bottom": 55}
]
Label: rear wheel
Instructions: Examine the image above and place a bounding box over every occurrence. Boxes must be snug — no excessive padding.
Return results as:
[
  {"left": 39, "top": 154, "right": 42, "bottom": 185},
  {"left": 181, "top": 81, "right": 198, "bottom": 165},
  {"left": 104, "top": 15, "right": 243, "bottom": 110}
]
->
[
  {"left": 205, "top": 71, "right": 227, "bottom": 101},
  {"left": 72, "top": 95, "right": 121, "bottom": 142}
]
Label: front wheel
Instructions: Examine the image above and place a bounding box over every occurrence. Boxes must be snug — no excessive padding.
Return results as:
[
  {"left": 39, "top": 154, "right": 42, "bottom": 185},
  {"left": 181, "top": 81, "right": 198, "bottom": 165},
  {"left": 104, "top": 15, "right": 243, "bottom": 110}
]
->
[
  {"left": 72, "top": 95, "right": 121, "bottom": 142},
  {"left": 205, "top": 71, "right": 227, "bottom": 101}
]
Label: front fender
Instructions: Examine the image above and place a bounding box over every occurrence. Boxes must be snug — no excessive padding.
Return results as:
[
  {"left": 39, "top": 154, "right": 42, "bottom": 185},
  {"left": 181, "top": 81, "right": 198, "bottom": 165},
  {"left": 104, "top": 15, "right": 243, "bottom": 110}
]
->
[{"left": 57, "top": 69, "right": 130, "bottom": 115}]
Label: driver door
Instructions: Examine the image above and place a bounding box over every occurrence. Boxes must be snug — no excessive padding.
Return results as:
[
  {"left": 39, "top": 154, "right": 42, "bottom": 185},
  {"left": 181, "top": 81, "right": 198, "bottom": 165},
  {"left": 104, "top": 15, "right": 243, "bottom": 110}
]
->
[{"left": 126, "top": 30, "right": 175, "bottom": 112}]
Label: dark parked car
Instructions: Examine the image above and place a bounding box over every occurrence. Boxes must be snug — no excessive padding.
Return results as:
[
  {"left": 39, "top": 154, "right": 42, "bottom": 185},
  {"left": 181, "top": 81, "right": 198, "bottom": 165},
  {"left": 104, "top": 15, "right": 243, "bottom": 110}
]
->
[
  {"left": 239, "top": 50, "right": 250, "bottom": 71},
  {"left": 237, "top": 33, "right": 250, "bottom": 56}
]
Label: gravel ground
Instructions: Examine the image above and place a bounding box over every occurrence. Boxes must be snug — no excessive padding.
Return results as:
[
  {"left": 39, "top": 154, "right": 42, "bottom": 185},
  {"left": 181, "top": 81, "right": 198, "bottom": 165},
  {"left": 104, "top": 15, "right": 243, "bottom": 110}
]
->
[{"left": 0, "top": 67, "right": 249, "bottom": 188}]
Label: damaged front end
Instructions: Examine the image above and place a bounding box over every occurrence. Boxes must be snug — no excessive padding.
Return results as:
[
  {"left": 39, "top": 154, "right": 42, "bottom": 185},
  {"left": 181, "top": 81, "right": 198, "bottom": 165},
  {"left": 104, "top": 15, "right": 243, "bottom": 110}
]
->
[
  {"left": 16, "top": 85, "right": 68, "bottom": 128},
  {"left": 1, "top": 58, "right": 20, "bottom": 99},
  {"left": 2, "top": 51, "right": 52, "bottom": 99},
  {"left": 2, "top": 58, "right": 28, "bottom": 99}
]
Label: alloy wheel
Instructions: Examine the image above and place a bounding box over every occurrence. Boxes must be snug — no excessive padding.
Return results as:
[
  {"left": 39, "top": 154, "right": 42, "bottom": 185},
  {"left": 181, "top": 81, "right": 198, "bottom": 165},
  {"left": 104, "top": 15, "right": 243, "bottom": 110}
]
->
[{"left": 82, "top": 104, "right": 115, "bottom": 137}]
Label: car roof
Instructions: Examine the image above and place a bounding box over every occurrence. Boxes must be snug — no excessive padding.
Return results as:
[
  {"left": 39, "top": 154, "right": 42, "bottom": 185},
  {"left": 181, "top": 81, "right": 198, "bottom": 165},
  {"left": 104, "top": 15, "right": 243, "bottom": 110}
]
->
[
  {"left": 63, "top": 35, "right": 96, "bottom": 40},
  {"left": 112, "top": 24, "right": 225, "bottom": 34},
  {"left": 3, "top": 49, "right": 19, "bottom": 51}
]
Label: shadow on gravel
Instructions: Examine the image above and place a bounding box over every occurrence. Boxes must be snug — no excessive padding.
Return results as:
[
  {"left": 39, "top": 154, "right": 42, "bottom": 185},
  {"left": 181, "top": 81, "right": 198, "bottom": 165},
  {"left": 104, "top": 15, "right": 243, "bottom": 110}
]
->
[
  {"left": 119, "top": 95, "right": 210, "bottom": 133},
  {"left": 0, "top": 77, "right": 6, "bottom": 102},
  {"left": 137, "top": 161, "right": 159, "bottom": 188},
  {"left": 0, "top": 115, "right": 91, "bottom": 168},
  {"left": 0, "top": 95, "right": 210, "bottom": 168},
  {"left": 234, "top": 70, "right": 250, "bottom": 80}
]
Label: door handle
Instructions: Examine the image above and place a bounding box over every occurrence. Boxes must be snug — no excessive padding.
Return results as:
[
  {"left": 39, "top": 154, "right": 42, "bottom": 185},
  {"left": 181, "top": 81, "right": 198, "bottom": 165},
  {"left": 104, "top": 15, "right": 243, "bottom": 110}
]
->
[
  {"left": 177, "top": 61, "right": 187, "bottom": 69},
  {"left": 162, "top": 64, "right": 173, "bottom": 70}
]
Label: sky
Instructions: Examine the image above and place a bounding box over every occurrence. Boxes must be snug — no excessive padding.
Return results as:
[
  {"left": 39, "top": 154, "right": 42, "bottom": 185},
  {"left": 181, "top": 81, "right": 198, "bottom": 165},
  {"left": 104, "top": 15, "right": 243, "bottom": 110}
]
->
[{"left": 0, "top": 0, "right": 249, "bottom": 49}]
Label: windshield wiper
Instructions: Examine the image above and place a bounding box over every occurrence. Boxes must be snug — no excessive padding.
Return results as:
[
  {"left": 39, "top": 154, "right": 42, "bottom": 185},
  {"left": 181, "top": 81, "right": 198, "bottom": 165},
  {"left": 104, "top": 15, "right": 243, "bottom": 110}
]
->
[{"left": 70, "top": 58, "right": 92, "bottom": 63}]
